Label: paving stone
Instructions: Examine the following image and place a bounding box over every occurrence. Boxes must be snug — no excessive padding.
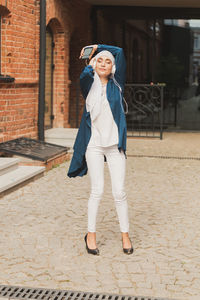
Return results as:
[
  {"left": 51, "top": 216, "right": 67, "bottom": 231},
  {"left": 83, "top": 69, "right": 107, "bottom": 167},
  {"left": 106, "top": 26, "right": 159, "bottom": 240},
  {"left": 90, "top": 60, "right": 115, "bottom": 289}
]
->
[
  {"left": 126, "top": 262, "right": 143, "bottom": 273},
  {"left": 0, "top": 134, "right": 200, "bottom": 299},
  {"left": 135, "top": 281, "right": 152, "bottom": 289},
  {"left": 119, "top": 287, "right": 137, "bottom": 296},
  {"left": 116, "top": 279, "right": 133, "bottom": 288},
  {"left": 160, "top": 275, "right": 176, "bottom": 285},
  {"left": 135, "top": 287, "right": 155, "bottom": 297}
]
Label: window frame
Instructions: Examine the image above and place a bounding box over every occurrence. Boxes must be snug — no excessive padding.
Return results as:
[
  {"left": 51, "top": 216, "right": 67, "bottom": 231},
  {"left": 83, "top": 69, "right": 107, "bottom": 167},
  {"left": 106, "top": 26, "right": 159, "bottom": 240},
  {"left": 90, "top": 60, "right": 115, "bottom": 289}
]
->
[{"left": 0, "top": 11, "right": 15, "bottom": 82}]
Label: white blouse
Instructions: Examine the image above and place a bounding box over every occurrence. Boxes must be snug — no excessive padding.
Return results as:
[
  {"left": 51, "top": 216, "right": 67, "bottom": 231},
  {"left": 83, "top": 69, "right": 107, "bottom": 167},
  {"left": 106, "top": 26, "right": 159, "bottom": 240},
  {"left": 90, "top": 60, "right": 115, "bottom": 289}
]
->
[{"left": 88, "top": 84, "right": 119, "bottom": 148}]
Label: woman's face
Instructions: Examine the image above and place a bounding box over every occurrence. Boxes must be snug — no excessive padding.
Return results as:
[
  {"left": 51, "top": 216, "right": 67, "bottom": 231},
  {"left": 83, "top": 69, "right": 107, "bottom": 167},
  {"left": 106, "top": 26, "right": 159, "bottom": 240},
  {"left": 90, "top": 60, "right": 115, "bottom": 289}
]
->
[{"left": 95, "top": 55, "right": 113, "bottom": 78}]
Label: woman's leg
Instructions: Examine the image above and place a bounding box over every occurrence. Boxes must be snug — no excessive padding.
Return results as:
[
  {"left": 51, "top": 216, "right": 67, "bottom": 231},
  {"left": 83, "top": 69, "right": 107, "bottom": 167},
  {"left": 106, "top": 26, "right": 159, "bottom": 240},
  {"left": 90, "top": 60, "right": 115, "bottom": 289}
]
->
[
  {"left": 85, "top": 146, "right": 104, "bottom": 248},
  {"left": 105, "top": 146, "right": 132, "bottom": 248}
]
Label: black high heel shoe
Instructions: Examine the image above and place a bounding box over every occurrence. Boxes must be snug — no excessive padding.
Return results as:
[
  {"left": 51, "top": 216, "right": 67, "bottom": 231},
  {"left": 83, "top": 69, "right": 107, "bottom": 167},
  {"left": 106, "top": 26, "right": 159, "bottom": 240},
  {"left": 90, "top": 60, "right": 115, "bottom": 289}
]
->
[
  {"left": 123, "top": 246, "right": 134, "bottom": 255},
  {"left": 84, "top": 234, "right": 100, "bottom": 256},
  {"left": 122, "top": 238, "right": 134, "bottom": 255}
]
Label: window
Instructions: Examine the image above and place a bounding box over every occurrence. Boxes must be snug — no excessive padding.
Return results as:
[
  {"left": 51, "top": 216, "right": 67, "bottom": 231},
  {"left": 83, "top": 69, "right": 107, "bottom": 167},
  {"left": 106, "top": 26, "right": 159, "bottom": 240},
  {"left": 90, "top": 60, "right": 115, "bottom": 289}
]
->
[
  {"left": 194, "top": 35, "right": 200, "bottom": 50},
  {"left": 0, "top": 7, "right": 14, "bottom": 82}
]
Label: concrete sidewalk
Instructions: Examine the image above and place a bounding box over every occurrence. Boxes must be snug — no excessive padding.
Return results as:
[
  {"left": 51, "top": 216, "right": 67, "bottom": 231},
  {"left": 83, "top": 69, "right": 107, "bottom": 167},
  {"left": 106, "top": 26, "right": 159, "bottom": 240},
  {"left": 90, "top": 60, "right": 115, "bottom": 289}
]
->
[
  {"left": 0, "top": 133, "right": 200, "bottom": 300},
  {"left": 127, "top": 131, "right": 200, "bottom": 158}
]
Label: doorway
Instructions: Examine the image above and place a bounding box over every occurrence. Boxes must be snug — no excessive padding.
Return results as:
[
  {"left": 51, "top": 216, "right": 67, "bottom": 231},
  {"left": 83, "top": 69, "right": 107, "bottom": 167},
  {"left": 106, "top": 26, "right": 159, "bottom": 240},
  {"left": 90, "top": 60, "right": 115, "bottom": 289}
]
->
[{"left": 93, "top": 6, "right": 200, "bottom": 131}]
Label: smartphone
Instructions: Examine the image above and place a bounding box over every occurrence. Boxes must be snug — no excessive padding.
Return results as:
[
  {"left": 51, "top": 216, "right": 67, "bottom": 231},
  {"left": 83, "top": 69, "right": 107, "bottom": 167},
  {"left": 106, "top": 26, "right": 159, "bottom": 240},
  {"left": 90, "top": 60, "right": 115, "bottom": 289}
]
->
[{"left": 81, "top": 46, "right": 93, "bottom": 59}]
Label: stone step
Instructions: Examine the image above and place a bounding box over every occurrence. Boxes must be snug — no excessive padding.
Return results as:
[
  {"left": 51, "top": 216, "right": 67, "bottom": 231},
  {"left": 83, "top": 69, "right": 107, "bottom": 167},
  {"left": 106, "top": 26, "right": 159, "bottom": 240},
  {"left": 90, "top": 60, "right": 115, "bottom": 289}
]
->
[
  {"left": 45, "top": 137, "right": 75, "bottom": 148},
  {"left": 45, "top": 128, "right": 78, "bottom": 151},
  {"left": 0, "top": 158, "right": 20, "bottom": 176},
  {"left": 0, "top": 165, "right": 45, "bottom": 194}
]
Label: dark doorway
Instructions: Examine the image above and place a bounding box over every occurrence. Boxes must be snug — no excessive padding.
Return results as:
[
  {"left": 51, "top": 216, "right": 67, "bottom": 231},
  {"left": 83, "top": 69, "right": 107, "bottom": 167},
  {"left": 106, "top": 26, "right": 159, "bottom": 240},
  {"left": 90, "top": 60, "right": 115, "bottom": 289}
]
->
[
  {"left": 132, "top": 38, "right": 139, "bottom": 83},
  {"left": 92, "top": 6, "right": 200, "bottom": 131},
  {"left": 45, "top": 26, "right": 54, "bottom": 129}
]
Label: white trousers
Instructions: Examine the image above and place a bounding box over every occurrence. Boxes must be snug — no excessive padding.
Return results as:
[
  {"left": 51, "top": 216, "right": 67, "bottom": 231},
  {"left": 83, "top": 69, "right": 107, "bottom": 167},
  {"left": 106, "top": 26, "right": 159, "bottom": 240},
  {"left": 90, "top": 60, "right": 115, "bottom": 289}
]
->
[{"left": 85, "top": 145, "right": 129, "bottom": 233}]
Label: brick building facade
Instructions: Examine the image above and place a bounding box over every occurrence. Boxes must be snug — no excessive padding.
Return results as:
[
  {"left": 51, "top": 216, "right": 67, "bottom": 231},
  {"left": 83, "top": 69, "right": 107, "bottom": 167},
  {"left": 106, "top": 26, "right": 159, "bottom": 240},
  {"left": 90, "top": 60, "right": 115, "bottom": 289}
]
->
[
  {"left": 0, "top": 0, "right": 92, "bottom": 143},
  {"left": 1, "top": 1, "right": 200, "bottom": 141}
]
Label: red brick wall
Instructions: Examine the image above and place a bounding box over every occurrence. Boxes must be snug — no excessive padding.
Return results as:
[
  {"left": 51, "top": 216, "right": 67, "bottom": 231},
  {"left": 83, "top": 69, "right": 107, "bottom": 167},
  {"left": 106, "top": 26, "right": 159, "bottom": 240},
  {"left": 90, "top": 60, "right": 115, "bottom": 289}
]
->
[
  {"left": 0, "top": 83, "right": 38, "bottom": 141},
  {"left": 1, "top": 1, "right": 38, "bottom": 81},
  {"left": 0, "top": 0, "right": 39, "bottom": 143},
  {"left": 46, "top": 0, "right": 92, "bottom": 128},
  {"left": 0, "top": 0, "right": 92, "bottom": 143}
]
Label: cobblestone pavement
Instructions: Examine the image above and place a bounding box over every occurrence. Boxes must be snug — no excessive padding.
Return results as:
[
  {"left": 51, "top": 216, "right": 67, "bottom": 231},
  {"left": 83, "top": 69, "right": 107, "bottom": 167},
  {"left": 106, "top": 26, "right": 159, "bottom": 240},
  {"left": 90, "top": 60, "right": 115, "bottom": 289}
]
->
[{"left": 1, "top": 133, "right": 200, "bottom": 300}]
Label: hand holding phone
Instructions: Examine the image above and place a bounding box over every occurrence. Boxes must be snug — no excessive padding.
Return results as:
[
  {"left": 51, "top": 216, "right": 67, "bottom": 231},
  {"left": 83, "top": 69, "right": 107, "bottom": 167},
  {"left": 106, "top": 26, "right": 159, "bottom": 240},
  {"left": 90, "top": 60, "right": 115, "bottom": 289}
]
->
[
  {"left": 79, "top": 45, "right": 98, "bottom": 60},
  {"left": 81, "top": 47, "right": 93, "bottom": 59}
]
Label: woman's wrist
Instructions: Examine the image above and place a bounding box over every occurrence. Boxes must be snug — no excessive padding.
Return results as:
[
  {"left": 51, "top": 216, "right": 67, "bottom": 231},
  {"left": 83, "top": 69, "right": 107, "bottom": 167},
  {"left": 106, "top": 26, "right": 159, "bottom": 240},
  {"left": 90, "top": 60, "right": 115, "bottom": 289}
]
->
[{"left": 85, "top": 44, "right": 97, "bottom": 49}]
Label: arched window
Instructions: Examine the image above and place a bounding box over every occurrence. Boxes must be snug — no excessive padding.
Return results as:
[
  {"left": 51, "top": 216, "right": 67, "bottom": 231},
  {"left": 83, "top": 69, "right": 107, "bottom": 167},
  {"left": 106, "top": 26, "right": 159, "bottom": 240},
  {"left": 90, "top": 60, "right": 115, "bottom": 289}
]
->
[
  {"left": 45, "top": 18, "right": 65, "bottom": 128},
  {"left": 0, "top": 5, "right": 14, "bottom": 82}
]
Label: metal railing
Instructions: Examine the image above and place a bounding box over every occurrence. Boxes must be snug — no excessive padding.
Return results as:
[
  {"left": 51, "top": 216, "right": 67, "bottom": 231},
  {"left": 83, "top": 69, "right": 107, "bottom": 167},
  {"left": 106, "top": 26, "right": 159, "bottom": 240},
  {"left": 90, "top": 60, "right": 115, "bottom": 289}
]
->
[
  {"left": 73, "top": 82, "right": 165, "bottom": 139},
  {"left": 124, "top": 84, "right": 165, "bottom": 139}
]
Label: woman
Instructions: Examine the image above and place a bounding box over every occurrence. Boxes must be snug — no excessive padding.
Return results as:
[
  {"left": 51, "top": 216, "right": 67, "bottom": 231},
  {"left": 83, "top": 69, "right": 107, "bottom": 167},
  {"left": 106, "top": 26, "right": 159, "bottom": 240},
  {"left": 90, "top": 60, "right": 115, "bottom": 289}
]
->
[{"left": 68, "top": 44, "right": 133, "bottom": 255}]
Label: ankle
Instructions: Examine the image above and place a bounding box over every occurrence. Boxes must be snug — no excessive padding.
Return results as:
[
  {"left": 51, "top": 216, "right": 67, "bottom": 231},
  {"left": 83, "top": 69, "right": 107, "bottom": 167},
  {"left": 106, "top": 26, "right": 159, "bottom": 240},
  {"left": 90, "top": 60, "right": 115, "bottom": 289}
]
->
[
  {"left": 87, "top": 232, "right": 96, "bottom": 238},
  {"left": 121, "top": 232, "right": 130, "bottom": 239}
]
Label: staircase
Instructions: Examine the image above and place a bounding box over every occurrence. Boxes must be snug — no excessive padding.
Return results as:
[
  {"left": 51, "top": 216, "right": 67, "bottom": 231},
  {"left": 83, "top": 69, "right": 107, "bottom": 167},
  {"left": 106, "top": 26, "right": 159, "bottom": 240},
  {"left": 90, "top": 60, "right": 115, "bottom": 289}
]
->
[{"left": 0, "top": 157, "right": 45, "bottom": 194}]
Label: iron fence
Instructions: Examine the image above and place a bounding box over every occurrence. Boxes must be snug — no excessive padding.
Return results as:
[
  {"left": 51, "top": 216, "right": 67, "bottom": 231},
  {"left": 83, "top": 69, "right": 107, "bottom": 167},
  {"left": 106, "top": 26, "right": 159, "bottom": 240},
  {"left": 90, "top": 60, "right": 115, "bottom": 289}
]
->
[
  {"left": 73, "top": 82, "right": 165, "bottom": 139},
  {"left": 124, "top": 84, "right": 165, "bottom": 139}
]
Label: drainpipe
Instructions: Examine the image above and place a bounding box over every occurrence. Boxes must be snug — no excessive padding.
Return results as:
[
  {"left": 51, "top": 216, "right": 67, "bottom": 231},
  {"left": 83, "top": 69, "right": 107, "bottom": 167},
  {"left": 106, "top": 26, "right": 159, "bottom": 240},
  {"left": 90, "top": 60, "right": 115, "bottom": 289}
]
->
[{"left": 38, "top": 0, "right": 46, "bottom": 141}]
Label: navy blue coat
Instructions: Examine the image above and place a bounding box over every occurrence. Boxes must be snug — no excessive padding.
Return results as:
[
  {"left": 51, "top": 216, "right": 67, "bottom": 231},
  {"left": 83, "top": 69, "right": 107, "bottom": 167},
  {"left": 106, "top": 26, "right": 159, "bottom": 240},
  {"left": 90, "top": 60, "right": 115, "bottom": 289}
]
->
[{"left": 67, "top": 44, "right": 127, "bottom": 178}]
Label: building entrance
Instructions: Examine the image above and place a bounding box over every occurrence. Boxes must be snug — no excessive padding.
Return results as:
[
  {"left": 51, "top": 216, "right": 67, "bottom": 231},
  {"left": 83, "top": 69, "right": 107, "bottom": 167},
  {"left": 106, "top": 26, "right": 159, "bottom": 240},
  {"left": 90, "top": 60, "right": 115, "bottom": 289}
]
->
[
  {"left": 156, "top": 18, "right": 200, "bottom": 131},
  {"left": 92, "top": 6, "right": 200, "bottom": 131}
]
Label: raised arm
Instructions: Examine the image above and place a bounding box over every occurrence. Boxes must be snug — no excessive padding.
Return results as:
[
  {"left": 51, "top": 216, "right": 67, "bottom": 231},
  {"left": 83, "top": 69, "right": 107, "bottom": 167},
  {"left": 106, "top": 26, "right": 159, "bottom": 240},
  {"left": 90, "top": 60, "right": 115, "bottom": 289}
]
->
[
  {"left": 97, "top": 44, "right": 126, "bottom": 88},
  {"left": 79, "top": 44, "right": 126, "bottom": 96}
]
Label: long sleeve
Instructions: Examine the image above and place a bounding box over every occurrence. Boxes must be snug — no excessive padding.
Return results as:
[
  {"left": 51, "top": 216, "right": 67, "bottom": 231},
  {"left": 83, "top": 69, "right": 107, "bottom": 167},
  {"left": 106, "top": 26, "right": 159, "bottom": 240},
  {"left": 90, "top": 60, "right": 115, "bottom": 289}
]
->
[{"left": 80, "top": 65, "right": 94, "bottom": 99}]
